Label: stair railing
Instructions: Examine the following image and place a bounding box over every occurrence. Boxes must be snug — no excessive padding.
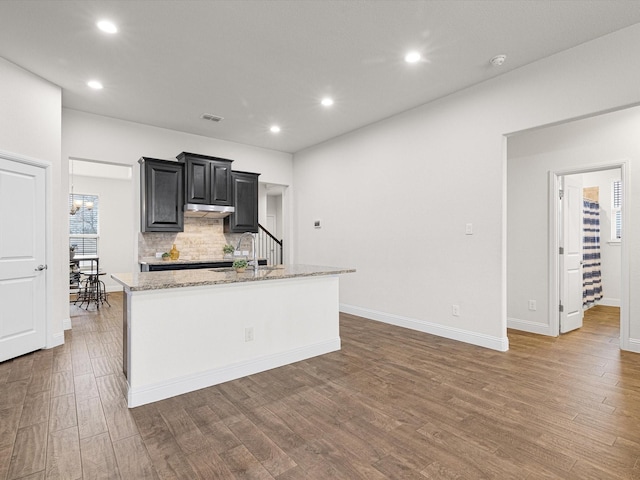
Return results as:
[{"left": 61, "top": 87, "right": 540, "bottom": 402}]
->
[{"left": 257, "top": 224, "right": 283, "bottom": 266}]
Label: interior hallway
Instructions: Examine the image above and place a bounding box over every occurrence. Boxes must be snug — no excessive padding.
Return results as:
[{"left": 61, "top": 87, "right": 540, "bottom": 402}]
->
[{"left": 1, "top": 299, "right": 638, "bottom": 479}]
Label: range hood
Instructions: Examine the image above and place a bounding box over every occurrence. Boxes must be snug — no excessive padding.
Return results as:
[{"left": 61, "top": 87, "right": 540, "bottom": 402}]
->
[{"left": 184, "top": 203, "right": 234, "bottom": 219}]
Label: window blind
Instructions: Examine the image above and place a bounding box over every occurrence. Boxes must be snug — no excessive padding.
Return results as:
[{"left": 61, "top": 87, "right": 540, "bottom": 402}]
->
[
  {"left": 612, "top": 180, "right": 622, "bottom": 240},
  {"left": 69, "top": 193, "right": 99, "bottom": 255}
]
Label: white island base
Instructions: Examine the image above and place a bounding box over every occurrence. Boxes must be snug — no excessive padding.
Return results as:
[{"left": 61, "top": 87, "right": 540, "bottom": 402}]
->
[{"left": 123, "top": 274, "right": 341, "bottom": 407}]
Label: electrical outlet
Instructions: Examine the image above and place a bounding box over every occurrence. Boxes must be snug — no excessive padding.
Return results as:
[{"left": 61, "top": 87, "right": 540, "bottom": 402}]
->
[
  {"left": 244, "top": 327, "right": 254, "bottom": 342},
  {"left": 528, "top": 300, "right": 537, "bottom": 311},
  {"left": 452, "top": 304, "right": 460, "bottom": 317},
  {"left": 465, "top": 223, "right": 473, "bottom": 235}
]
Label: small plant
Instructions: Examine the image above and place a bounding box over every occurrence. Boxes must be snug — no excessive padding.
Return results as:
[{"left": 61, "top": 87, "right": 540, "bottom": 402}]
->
[
  {"left": 161, "top": 252, "right": 170, "bottom": 260},
  {"left": 223, "top": 244, "right": 235, "bottom": 255},
  {"left": 232, "top": 259, "right": 248, "bottom": 271}
]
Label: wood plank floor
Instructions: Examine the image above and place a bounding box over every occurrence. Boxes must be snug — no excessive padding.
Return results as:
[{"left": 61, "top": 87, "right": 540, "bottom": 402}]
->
[{"left": 1, "top": 296, "right": 639, "bottom": 479}]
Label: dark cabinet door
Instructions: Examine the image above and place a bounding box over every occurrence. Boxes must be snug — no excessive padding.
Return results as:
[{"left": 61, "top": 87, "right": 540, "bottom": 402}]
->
[
  {"left": 140, "top": 158, "right": 184, "bottom": 232},
  {"left": 178, "top": 152, "right": 233, "bottom": 206},
  {"left": 211, "top": 161, "right": 232, "bottom": 205},
  {"left": 225, "top": 171, "right": 260, "bottom": 233},
  {"left": 184, "top": 157, "right": 210, "bottom": 204}
]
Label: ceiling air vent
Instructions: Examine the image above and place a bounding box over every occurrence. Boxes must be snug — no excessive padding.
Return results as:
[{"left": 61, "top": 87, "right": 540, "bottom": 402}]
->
[{"left": 201, "top": 113, "right": 224, "bottom": 122}]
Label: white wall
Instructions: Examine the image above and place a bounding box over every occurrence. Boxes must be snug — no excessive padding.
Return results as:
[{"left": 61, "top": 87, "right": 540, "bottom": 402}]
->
[
  {"left": 62, "top": 109, "right": 294, "bottom": 273},
  {"left": 72, "top": 174, "right": 135, "bottom": 292},
  {"left": 0, "top": 57, "right": 64, "bottom": 345},
  {"left": 258, "top": 183, "right": 268, "bottom": 227},
  {"left": 267, "top": 194, "right": 283, "bottom": 240},
  {"left": 63, "top": 109, "right": 293, "bottom": 184},
  {"left": 508, "top": 109, "right": 634, "bottom": 334},
  {"left": 293, "top": 24, "right": 640, "bottom": 351}
]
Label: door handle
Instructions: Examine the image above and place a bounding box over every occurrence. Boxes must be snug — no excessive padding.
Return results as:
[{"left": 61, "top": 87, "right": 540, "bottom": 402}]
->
[{"left": 35, "top": 264, "right": 48, "bottom": 271}]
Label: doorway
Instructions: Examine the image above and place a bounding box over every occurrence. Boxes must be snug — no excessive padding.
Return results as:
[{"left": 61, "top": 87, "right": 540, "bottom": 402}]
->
[
  {"left": 506, "top": 105, "right": 635, "bottom": 351},
  {"left": 549, "top": 163, "right": 629, "bottom": 342},
  {"left": 259, "top": 182, "right": 287, "bottom": 264},
  {"left": 266, "top": 191, "right": 283, "bottom": 241},
  {"left": 68, "top": 158, "right": 134, "bottom": 298},
  {"left": 554, "top": 167, "right": 623, "bottom": 336},
  {"left": 0, "top": 151, "right": 51, "bottom": 361}
]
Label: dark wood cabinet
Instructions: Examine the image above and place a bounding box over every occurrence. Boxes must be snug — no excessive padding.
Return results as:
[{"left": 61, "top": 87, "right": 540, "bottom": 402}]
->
[
  {"left": 139, "top": 157, "right": 184, "bottom": 232},
  {"left": 177, "top": 152, "right": 233, "bottom": 206},
  {"left": 225, "top": 171, "right": 260, "bottom": 233}
]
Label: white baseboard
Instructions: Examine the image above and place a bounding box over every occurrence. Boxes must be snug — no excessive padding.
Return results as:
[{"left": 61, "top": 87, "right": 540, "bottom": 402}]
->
[
  {"left": 598, "top": 297, "right": 621, "bottom": 307},
  {"left": 340, "top": 304, "right": 508, "bottom": 352},
  {"left": 47, "top": 330, "right": 65, "bottom": 349},
  {"left": 62, "top": 316, "right": 72, "bottom": 331},
  {"left": 625, "top": 337, "right": 640, "bottom": 354},
  {"left": 127, "top": 338, "right": 340, "bottom": 408},
  {"left": 507, "top": 317, "right": 555, "bottom": 336}
]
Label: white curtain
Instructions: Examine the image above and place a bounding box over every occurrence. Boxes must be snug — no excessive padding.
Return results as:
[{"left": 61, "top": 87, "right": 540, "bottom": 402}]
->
[{"left": 583, "top": 199, "right": 603, "bottom": 306}]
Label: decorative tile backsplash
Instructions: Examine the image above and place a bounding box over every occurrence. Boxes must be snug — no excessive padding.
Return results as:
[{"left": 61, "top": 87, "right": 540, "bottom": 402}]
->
[{"left": 138, "top": 218, "right": 243, "bottom": 260}]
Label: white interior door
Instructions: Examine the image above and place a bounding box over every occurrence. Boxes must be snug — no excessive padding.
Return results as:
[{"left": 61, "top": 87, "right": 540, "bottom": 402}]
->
[
  {"left": 0, "top": 156, "right": 47, "bottom": 362},
  {"left": 560, "top": 174, "right": 584, "bottom": 333}
]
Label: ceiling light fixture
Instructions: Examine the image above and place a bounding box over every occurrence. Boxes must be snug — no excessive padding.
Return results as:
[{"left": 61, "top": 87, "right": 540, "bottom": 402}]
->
[
  {"left": 404, "top": 51, "right": 421, "bottom": 64},
  {"left": 69, "top": 161, "right": 94, "bottom": 215},
  {"left": 490, "top": 54, "right": 507, "bottom": 67},
  {"left": 87, "top": 80, "right": 103, "bottom": 90},
  {"left": 97, "top": 20, "right": 118, "bottom": 34},
  {"left": 70, "top": 160, "right": 79, "bottom": 215},
  {"left": 270, "top": 125, "right": 281, "bottom": 133},
  {"left": 321, "top": 97, "right": 334, "bottom": 107}
]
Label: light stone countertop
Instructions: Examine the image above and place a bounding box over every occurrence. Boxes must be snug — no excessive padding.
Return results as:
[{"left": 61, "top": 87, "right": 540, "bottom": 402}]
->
[{"left": 111, "top": 264, "right": 355, "bottom": 292}]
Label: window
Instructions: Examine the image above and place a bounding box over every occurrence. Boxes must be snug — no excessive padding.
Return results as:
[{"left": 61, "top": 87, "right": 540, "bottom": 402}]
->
[
  {"left": 611, "top": 180, "right": 622, "bottom": 241},
  {"left": 69, "top": 193, "right": 99, "bottom": 255}
]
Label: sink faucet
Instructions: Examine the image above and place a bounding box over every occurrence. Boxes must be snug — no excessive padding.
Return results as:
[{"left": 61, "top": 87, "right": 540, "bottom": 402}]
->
[{"left": 236, "top": 232, "right": 258, "bottom": 270}]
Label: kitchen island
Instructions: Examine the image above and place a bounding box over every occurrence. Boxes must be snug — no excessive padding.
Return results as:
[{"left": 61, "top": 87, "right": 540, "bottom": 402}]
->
[{"left": 111, "top": 265, "right": 354, "bottom": 407}]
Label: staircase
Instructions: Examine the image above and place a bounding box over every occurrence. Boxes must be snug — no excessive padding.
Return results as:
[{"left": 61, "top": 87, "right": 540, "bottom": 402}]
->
[{"left": 257, "top": 223, "right": 283, "bottom": 266}]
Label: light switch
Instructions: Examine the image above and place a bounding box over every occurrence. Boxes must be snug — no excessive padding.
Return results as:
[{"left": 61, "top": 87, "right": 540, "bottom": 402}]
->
[{"left": 465, "top": 223, "right": 473, "bottom": 235}]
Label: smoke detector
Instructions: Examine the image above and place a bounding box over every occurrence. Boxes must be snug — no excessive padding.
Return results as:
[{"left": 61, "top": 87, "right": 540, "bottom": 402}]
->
[
  {"left": 490, "top": 54, "right": 507, "bottom": 67},
  {"left": 201, "top": 113, "right": 224, "bottom": 122}
]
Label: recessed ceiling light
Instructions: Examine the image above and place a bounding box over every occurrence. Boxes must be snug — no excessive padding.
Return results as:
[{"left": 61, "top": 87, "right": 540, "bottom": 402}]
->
[
  {"left": 270, "top": 125, "right": 281, "bottom": 133},
  {"left": 490, "top": 54, "right": 507, "bottom": 67},
  {"left": 321, "top": 97, "right": 334, "bottom": 107},
  {"left": 404, "top": 51, "right": 421, "bottom": 64},
  {"left": 96, "top": 20, "right": 118, "bottom": 34},
  {"left": 87, "top": 80, "right": 103, "bottom": 90}
]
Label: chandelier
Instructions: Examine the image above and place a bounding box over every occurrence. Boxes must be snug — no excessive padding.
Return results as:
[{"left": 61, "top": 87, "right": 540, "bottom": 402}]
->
[{"left": 69, "top": 161, "right": 93, "bottom": 215}]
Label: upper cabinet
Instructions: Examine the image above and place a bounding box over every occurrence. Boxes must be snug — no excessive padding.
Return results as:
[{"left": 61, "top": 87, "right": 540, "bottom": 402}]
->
[
  {"left": 225, "top": 171, "right": 260, "bottom": 233},
  {"left": 177, "top": 152, "right": 233, "bottom": 206},
  {"left": 139, "top": 157, "right": 184, "bottom": 232}
]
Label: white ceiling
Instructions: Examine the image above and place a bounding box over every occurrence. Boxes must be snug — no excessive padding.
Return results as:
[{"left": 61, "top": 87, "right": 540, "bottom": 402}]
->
[{"left": 1, "top": 1, "right": 639, "bottom": 154}]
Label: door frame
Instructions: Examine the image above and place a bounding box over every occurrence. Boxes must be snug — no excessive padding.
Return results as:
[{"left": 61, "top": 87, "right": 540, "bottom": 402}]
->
[
  {"left": 0, "top": 149, "right": 54, "bottom": 349},
  {"left": 548, "top": 161, "right": 630, "bottom": 349}
]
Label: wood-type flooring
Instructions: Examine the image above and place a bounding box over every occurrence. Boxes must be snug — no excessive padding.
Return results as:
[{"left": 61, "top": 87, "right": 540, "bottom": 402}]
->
[{"left": 1, "top": 296, "right": 639, "bottom": 479}]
